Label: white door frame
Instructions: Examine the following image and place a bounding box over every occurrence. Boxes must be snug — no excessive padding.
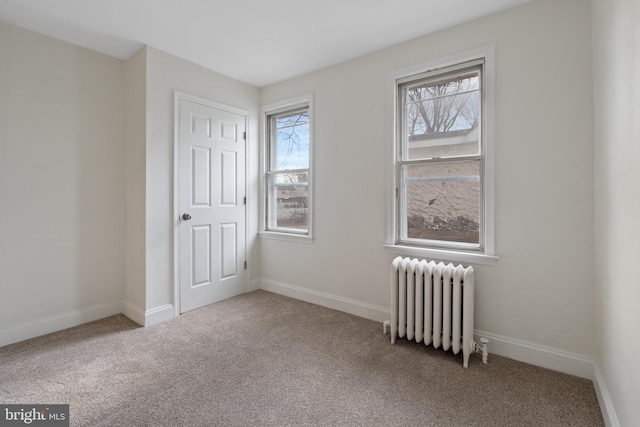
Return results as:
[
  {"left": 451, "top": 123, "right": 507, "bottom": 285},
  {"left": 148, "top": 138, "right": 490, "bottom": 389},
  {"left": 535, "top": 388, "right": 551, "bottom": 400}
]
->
[{"left": 173, "top": 91, "right": 250, "bottom": 316}]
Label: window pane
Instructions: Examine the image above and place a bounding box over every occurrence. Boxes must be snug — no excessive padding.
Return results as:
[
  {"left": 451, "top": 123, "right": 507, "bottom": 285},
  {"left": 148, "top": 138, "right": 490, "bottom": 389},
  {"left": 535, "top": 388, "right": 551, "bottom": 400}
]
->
[
  {"left": 268, "top": 171, "right": 308, "bottom": 231},
  {"left": 273, "top": 111, "right": 309, "bottom": 170},
  {"left": 404, "top": 71, "right": 480, "bottom": 159},
  {"left": 403, "top": 160, "right": 480, "bottom": 244}
]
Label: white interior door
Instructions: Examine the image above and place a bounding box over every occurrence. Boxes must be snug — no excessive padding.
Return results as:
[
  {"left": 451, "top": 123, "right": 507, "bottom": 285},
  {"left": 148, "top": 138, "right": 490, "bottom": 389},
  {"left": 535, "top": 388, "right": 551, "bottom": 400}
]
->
[{"left": 178, "top": 97, "right": 247, "bottom": 313}]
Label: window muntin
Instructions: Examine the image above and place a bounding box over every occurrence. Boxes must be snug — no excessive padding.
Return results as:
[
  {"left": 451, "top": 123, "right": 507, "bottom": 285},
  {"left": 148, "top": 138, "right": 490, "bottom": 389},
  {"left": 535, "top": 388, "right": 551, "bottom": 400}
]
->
[
  {"left": 398, "top": 61, "right": 484, "bottom": 250},
  {"left": 266, "top": 106, "right": 310, "bottom": 234}
]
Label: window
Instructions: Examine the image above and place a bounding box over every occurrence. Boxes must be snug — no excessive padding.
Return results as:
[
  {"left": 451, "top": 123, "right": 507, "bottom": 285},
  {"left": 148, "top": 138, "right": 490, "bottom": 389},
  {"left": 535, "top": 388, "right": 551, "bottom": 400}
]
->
[
  {"left": 389, "top": 47, "right": 496, "bottom": 264},
  {"left": 262, "top": 96, "right": 312, "bottom": 238}
]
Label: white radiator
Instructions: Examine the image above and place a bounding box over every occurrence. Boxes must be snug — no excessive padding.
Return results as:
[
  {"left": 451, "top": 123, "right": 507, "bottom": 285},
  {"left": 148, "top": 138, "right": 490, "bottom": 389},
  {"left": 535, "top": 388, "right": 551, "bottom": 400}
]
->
[{"left": 387, "top": 256, "right": 480, "bottom": 367}]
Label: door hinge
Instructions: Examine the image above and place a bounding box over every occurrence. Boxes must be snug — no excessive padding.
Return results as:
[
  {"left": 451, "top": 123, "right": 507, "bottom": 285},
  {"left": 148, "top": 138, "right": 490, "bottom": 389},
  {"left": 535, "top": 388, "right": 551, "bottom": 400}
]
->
[
  {"left": 243, "top": 196, "right": 246, "bottom": 205},
  {"left": 395, "top": 188, "right": 399, "bottom": 198},
  {"left": 243, "top": 131, "right": 247, "bottom": 140},
  {"left": 244, "top": 260, "right": 247, "bottom": 270}
]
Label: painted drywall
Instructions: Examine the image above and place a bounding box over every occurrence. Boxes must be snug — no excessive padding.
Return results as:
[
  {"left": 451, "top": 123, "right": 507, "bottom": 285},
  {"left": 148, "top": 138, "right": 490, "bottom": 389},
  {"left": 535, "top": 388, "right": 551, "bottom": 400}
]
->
[
  {"left": 260, "top": 0, "right": 594, "bottom": 358},
  {"left": 144, "top": 47, "right": 260, "bottom": 312},
  {"left": 123, "top": 46, "right": 147, "bottom": 320},
  {"left": 592, "top": 0, "right": 640, "bottom": 424},
  {"left": 0, "top": 29, "right": 261, "bottom": 334},
  {"left": 0, "top": 24, "right": 125, "bottom": 328}
]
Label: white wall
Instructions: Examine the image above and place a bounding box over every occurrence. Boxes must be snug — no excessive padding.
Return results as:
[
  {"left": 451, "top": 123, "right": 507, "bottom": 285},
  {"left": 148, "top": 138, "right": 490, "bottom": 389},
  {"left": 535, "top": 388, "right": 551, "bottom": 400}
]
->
[
  {"left": 0, "top": 23, "right": 125, "bottom": 340},
  {"left": 260, "top": 0, "right": 594, "bottom": 368},
  {"left": 123, "top": 47, "right": 147, "bottom": 321},
  {"left": 4, "top": 5, "right": 637, "bottom": 422},
  {"left": 0, "top": 28, "right": 262, "bottom": 337},
  {"left": 144, "top": 47, "right": 260, "bottom": 315},
  {"left": 592, "top": 0, "right": 640, "bottom": 425}
]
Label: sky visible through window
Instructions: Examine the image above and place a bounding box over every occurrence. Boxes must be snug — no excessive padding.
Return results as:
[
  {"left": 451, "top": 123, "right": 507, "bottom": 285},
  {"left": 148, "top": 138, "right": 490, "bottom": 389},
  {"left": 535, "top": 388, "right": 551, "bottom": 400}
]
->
[
  {"left": 405, "top": 73, "right": 479, "bottom": 137},
  {"left": 275, "top": 111, "right": 309, "bottom": 170}
]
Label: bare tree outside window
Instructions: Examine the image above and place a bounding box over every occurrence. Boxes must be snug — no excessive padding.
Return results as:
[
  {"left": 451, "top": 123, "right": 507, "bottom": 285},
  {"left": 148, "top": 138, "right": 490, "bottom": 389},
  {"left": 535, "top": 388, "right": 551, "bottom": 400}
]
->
[
  {"left": 275, "top": 112, "right": 309, "bottom": 169},
  {"left": 406, "top": 72, "right": 479, "bottom": 137},
  {"left": 400, "top": 66, "right": 482, "bottom": 246},
  {"left": 267, "top": 107, "right": 310, "bottom": 233}
]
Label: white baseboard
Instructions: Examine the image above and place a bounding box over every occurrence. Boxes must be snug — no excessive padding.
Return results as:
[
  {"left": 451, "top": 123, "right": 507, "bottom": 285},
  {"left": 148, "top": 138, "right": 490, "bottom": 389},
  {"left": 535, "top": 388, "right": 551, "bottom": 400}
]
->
[
  {"left": 473, "top": 329, "right": 593, "bottom": 379},
  {"left": 258, "top": 279, "right": 390, "bottom": 323},
  {"left": 258, "top": 278, "right": 594, "bottom": 380},
  {"left": 592, "top": 364, "right": 621, "bottom": 427},
  {"left": 249, "top": 278, "right": 261, "bottom": 292},
  {"left": 0, "top": 300, "right": 122, "bottom": 347},
  {"left": 144, "top": 304, "right": 175, "bottom": 326},
  {"left": 0, "top": 299, "right": 178, "bottom": 347},
  {"left": 0, "top": 280, "right": 612, "bottom": 425},
  {"left": 121, "top": 300, "right": 145, "bottom": 326}
]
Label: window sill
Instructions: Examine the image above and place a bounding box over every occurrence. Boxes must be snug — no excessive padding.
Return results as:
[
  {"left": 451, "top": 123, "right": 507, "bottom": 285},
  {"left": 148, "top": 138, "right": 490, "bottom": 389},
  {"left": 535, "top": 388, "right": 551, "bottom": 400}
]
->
[
  {"left": 383, "top": 244, "right": 498, "bottom": 266},
  {"left": 259, "top": 231, "right": 314, "bottom": 244}
]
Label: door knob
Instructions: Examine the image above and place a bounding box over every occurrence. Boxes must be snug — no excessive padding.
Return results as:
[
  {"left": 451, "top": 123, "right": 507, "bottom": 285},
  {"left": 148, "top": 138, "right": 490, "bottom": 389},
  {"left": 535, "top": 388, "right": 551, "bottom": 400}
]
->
[{"left": 182, "top": 213, "right": 192, "bottom": 221}]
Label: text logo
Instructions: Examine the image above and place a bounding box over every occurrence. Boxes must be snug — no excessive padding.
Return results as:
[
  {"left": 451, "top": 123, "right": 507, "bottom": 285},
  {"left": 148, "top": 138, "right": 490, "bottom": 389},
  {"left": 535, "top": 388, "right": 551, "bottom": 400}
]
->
[{"left": 0, "top": 405, "right": 69, "bottom": 427}]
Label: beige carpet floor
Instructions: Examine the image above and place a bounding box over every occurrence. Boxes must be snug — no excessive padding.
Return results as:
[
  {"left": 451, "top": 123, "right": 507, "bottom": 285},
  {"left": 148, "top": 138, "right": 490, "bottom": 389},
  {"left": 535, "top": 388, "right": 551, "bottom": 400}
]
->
[{"left": 0, "top": 290, "right": 604, "bottom": 426}]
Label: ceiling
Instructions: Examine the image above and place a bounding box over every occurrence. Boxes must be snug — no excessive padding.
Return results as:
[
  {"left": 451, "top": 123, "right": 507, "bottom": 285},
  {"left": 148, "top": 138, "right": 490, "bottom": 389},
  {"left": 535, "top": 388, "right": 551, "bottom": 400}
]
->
[{"left": 0, "top": 0, "right": 529, "bottom": 87}]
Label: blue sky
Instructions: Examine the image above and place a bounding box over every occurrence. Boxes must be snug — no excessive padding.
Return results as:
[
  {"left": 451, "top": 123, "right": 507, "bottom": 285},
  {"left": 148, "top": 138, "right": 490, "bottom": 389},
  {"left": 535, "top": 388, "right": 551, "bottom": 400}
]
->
[{"left": 275, "top": 112, "right": 309, "bottom": 170}]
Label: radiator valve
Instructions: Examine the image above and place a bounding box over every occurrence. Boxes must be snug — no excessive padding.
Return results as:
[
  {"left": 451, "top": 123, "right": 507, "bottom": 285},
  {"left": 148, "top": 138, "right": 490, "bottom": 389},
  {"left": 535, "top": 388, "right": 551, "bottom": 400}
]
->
[{"left": 475, "top": 337, "right": 489, "bottom": 364}]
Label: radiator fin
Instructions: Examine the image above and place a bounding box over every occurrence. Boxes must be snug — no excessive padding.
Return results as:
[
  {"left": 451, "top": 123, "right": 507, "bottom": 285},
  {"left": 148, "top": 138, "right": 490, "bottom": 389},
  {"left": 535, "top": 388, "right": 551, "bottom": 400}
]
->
[{"left": 390, "top": 256, "right": 475, "bottom": 367}]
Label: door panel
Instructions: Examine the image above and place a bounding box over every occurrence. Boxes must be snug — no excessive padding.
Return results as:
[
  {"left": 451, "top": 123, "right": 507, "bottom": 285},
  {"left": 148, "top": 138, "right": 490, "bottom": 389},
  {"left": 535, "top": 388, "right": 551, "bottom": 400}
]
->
[
  {"left": 220, "top": 222, "right": 237, "bottom": 279},
  {"left": 179, "top": 98, "right": 246, "bottom": 313},
  {"left": 192, "top": 225, "right": 211, "bottom": 286},
  {"left": 192, "top": 146, "right": 211, "bottom": 206},
  {"left": 220, "top": 150, "right": 237, "bottom": 206}
]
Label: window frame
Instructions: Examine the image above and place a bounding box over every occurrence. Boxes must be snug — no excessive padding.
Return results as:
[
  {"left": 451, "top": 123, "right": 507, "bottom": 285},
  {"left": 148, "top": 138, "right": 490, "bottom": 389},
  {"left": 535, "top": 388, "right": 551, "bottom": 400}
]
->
[
  {"left": 259, "top": 94, "right": 314, "bottom": 243},
  {"left": 398, "top": 60, "right": 484, "bottom": 251},
  {"left": 385, "top": 46, "right": 498, "bottom": 266}
]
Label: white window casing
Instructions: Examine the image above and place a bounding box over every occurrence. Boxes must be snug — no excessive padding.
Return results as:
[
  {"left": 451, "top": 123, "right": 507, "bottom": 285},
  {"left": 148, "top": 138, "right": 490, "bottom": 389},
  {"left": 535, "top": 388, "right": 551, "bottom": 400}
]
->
[
  {"left": 385, "top": 46, "right": 498, "bottom": 266},
  {"left": 259, "top": 94, "right": 314, "bottom": 243}
]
